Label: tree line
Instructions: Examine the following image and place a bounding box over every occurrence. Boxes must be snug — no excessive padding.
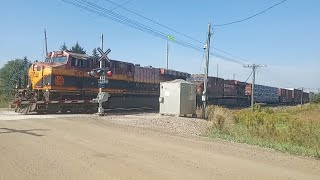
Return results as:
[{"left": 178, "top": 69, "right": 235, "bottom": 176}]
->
[{"left": 60, "top": 42, "right": 100, "bottom": 59}]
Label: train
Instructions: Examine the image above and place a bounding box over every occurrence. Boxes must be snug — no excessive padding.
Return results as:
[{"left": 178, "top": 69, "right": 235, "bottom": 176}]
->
[
  {"left": 13, "top": 50, "right": 310, "bottom": 114},
  {"left": 13, "top": 51, "right": 190, "bottom": 114},
  {"left": 191, "top": 74, "right": 310, "bottom": 107}
]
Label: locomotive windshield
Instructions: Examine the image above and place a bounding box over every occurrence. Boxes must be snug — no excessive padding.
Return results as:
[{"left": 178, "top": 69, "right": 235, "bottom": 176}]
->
[{"left": 45, "top": 56, "right": 67, "bottom": 63}]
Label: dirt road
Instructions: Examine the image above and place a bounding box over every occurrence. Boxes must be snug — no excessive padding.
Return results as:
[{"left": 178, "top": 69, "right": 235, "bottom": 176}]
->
[{"left": 0, "top": 111, "right": 319, "bottom": 180}]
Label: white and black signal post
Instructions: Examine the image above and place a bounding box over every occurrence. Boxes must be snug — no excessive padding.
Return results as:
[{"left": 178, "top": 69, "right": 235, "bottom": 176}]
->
[{"left": 88, "top": 34, "right": 113, "bottom": 115}]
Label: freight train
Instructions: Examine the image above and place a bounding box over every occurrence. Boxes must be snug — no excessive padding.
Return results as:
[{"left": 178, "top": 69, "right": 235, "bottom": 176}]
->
[
  {"left": 191, "top": 74, "right": 310, "bottom": 107},
  {"left": 14, "top": 50, "right": 310, "bottom": 114},
  {"left": 14, "top": 51, "right": 190, "bottom": 114}
]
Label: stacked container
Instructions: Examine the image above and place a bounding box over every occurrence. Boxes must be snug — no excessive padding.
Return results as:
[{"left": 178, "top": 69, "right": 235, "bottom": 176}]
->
[
  {"left": 303, "top": 92, "right": 310, "bottom": 103},
  {"left": 293, "top": 89, "right": 303, "bottom": 103},
  {"left": 279, "top": 88, "right": 293, "bottom": 104},
  {"left": 223, "top": 80, "right": 237, "bottom": 97},
  {"left": 190, "top": 75, "right": 224, "bottom": 98},
  {"left": 246, "top": 84, "right": 278, "bottom": 104},
  {"left": 223, "top": 80, "right": 246, "bottom": 98},
  {"left": 133, "top": 66, "right": 160, "bottom": 84}
]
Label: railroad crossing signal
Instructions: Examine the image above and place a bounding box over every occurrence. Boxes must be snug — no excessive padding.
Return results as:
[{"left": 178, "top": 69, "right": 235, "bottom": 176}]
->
[{"left": 97, "top": 47, "right": 111, "bottom": 62}]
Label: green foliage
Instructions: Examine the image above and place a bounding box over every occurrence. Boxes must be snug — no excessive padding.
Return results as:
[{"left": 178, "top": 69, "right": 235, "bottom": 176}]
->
[
  {"left": 0, "top": 95, "right": 9, "bottom": 108},
  {"left": 92, "top": 48, "right": 99, "bottom": 59},
  {"left": 60, "top": 42, "right": 68, "bottom": 51},
  {"left": 206, "top": 105, "right": 320, "bottom": 158},
  {"left": 311, "top": 93, "right": 320, "bottom": 103},
  {"left": 0, "top": 57, "right": 31, "bottom": 100},
  {"left": 70, "top": 42, "right": 86, "bottom": 54}
]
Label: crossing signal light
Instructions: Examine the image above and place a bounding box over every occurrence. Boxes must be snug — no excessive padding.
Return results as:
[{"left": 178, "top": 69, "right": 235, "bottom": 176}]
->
[
  {"left": 106, "top": 70, "right": 113, "bottom": 77},
  {"left": 88, "top": 68, "right": 113, "bottom": 77}
]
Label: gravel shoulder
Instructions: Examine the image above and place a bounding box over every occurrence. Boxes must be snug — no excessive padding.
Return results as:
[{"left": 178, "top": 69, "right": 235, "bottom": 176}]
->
[{"left": 99, "top": 113, "right": 207, "bottom": 136}]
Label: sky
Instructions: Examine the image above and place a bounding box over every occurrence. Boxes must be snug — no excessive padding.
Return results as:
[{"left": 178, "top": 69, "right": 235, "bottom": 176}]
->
[{"left": 0, "top": 0, "right": 319, "bottom": 91}]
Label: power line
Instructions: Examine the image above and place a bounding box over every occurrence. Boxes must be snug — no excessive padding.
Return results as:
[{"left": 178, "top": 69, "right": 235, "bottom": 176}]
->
[
  {"left": 70, "top": 0, "right": 201, "bottom": 50},
  {"left": 61, "top": 0, "right": 247, "bottom": 65},
  {"left": 213, "top": 0, "right": 288, "bottom": 27},
  {"left": 88, "top": 0, "right": 133, "bottom": 22},
  {"left": 102, "top": 0, "right": 250, "bottom": 64},
  {"left": 102, "top": 0, "right": 204, "bottom": 44},
  {"left": 109, "top": 0, "right": 133, "bottom": 11},
  {"left": 244, "top": 70, "right": 253, "bottom": 83}
]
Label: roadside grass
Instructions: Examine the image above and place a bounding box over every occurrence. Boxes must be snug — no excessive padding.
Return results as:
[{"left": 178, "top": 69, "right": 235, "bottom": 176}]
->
[
  {"left": 201, "top": 104, "right": 320, "bottom": 158},
  {"left": 0, "top": 97, "right": 9, "bottom": 108}
]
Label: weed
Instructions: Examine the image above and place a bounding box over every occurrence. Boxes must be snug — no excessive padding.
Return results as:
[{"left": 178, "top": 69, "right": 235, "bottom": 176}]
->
[
  {"left": 205, "top": 105, "right": 320, "bottom": 158},
  {"left": 0, "top": 96, "right": 8, "bottom": 108}
]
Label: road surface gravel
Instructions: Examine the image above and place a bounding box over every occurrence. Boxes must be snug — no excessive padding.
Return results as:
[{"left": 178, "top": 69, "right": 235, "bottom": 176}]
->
[{"left": 0, "top": 110, "right": 320, "bottom": 180}]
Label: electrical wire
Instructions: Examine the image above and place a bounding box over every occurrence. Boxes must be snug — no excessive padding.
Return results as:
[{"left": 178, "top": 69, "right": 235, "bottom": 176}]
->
[
  {"left": 61, "top": 0, "right": 247, "bottom": 65},
  {"left": 213, "top": 0, "right": 288, "bottom": 27},
  {"left": 109, "top": 0, "right": 133, "bottom": 11},
  {"left": 87, "top": 0, "right": 133, "bottom": 21},
  {"left": 245, "top": 70, "right": 253, "bottom": 83},
  {"left": 102, "top": 0, "right": 250, "bottom": 64}
]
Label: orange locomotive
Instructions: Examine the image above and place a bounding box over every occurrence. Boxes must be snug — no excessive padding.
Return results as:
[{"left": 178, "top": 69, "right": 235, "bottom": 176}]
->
[{"left": 14, "top": 51, "right": 190, "bottom": 113}]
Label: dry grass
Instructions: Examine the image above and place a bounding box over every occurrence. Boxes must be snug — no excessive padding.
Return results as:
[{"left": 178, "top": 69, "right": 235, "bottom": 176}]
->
[
  {"left": 203, "top": 104, "right": 320, "bottom": 158},
  {"left": 0, "top": 97, "right": 8, "bottom": 108}
]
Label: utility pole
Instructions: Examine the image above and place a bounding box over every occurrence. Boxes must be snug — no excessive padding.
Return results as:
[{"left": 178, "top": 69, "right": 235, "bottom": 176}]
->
[
  {"left": 44, "top": 29, "right": 48, "bottom": 55},
  {"left": 99, "top": 34, "right": 104, "bottom": 94},
  {"left": 98, "top": 33, "right": 105, "bottom": 114},
  {"left": 166, "top": 40, "right": 169, "bottom": 69},
  {"left": 216, "top": 64, "right": 219, "bottom": 78},
  {"left": 244, "top": 64, "right": 267, "bottom": 111},
  {"left": 202, "top": 23, "right": 212, "bottom": 119},
  {"left": 300, "top": 87, "right": 304, "bottom": 107}
]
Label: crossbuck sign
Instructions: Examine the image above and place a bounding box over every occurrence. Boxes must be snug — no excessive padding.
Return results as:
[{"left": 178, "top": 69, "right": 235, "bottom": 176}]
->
[{"left": 97, "top": 47, "right": 111, "bottom": 63}]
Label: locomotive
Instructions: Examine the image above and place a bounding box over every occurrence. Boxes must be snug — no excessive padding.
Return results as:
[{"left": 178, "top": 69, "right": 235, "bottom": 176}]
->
[{"left": 14, "top": 51, "right": 190, "bottom": 114}]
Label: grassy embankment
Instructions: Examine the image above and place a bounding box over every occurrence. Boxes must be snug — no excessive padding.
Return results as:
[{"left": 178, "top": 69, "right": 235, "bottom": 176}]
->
[
  {"left": 201, "top": 104, "right": 320, "bottom": 158},
  {"left": 0, "top": 97, "right": 8, "bottom": 108}
]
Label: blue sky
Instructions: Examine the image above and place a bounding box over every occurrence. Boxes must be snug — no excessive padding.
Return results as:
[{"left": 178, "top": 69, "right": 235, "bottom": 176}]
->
[{"left": 0, "top": 0, "right": 319, "bottom": 90}]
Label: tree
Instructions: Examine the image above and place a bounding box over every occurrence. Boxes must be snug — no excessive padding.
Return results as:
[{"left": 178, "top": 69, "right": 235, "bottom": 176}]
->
[
  {"left": 70, "top": 42, "right": 86, "bottom": 54},
  {"left": 60, "top": 42, "right": 68, "bottom": 51},
  {"left": 92, "top": 48, "right": 99, "bottom": 59},
  {"left": 0, "top": 57, "right": 31, "bottom": 100}
]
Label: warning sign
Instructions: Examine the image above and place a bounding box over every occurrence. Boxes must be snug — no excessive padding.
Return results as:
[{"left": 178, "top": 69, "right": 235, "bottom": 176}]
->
[{"left": 55, "top": 76, "right": 64, "bottom": 86}]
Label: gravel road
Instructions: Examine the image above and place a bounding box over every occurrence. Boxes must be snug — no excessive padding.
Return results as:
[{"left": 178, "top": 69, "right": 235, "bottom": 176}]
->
[{"left": 0, "top": 110, "right": 320, "bottom": 180}]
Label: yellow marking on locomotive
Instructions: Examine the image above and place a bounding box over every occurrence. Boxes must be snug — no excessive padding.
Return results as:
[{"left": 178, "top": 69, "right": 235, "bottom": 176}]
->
[{"left": 29, "top": 64, "right": 53, "bottom": 90}]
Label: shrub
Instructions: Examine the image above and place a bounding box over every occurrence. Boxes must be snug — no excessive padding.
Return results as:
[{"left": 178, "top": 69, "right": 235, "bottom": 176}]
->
[{"left": 206, "top": 105, "right": 320, "bottom": 158}]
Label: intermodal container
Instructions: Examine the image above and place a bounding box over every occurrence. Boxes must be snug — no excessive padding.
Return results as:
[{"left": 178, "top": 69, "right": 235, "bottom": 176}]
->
[
  {"left": 293, "top": 89, "right": 303, "bottom": 103},
  {"left": 224, "top": 80, "right": 246, "bottom": 98},
  {"left": 190, "top": 75, "right": 224, "bottom": 98},
  {"left": 246, "top": 84, "right": 278, "bottom": 104}
]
